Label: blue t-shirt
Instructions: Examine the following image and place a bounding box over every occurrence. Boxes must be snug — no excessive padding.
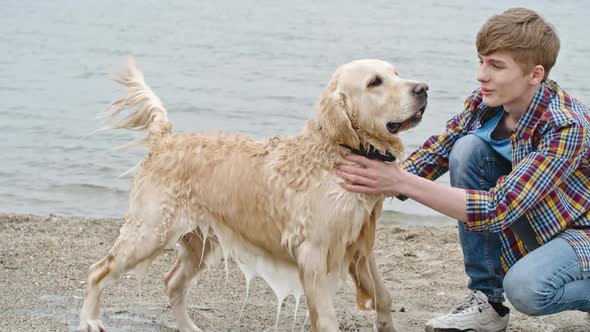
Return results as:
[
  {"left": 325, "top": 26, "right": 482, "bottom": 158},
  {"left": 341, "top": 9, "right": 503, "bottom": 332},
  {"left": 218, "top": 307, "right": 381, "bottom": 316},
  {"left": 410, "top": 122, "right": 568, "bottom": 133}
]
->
[{"left": 469, "top": 110, "right": 512, "bottom": 161}]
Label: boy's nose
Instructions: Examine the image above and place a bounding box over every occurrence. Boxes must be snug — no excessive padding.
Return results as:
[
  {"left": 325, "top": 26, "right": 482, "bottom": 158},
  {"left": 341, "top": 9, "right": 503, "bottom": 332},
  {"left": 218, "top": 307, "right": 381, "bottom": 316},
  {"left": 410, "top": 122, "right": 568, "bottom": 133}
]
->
[{"left": 477, "top": 66, "right": 489, "bottom": 82}]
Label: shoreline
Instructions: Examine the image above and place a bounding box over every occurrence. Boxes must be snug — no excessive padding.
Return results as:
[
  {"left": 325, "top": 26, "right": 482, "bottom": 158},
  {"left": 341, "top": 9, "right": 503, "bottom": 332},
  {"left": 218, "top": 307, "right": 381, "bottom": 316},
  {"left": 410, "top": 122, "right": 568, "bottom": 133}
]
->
[{"left": 0, "top": 213, "right": 587, "bottom": 331}]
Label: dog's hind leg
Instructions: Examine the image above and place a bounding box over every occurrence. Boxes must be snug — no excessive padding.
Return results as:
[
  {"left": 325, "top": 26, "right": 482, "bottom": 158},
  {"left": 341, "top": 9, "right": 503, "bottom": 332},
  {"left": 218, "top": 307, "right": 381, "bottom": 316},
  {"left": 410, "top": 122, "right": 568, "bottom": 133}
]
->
[
  {"left": 164, "top": 228, "right": 221, "bottom": 332},
  {"left": 79, "top": 212, "right": 183, "bottom": 332},
  {"left": 348, "top": 252, "right": 396, "bottom": 332}
]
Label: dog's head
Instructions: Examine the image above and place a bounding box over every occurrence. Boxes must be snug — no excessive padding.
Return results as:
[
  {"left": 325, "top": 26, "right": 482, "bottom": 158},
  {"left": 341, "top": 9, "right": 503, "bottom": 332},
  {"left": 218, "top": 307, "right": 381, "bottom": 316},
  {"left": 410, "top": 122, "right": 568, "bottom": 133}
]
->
[{"left": 316, "top": 59, "right": 428, "bottom": 152}]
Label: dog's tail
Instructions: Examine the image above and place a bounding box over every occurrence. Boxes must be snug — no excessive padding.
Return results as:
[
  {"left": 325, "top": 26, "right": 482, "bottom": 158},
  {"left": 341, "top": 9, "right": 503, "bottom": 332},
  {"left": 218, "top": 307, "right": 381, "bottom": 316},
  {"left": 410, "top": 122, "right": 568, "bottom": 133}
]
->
[{"left": 103, "top": 57, "right": 172, "bottom": 148}]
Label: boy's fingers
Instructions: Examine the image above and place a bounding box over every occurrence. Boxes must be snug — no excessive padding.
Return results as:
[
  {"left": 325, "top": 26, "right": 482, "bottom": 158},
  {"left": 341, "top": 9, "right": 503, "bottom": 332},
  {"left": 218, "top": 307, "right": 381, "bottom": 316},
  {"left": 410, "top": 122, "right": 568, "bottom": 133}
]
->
[
  {"left": 337, "top": 164, "right": 371, "bottom": 177},
  {"left": 336, "top": 170, "right": 375, "bottom": 186},
  {"left": 343, "top": 154, "right": 374, "bottom": 167},
  {"left": 340, "top": 182, "right": 375, "bottom": 194}
]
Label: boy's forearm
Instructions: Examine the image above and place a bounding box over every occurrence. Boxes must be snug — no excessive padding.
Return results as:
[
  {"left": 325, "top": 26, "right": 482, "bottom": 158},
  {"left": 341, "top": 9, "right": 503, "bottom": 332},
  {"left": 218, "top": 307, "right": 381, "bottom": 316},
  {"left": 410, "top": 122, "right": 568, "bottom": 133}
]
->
[{"left": 399, "top": 172, "right": 468, "bottom": 222}]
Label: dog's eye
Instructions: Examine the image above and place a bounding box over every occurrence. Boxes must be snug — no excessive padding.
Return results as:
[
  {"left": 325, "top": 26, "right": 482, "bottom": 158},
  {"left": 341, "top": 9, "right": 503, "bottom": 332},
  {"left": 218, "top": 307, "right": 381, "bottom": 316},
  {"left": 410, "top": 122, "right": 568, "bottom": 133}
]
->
[{"left": 368, "top": 76, "right": 382, "bottom": 88}]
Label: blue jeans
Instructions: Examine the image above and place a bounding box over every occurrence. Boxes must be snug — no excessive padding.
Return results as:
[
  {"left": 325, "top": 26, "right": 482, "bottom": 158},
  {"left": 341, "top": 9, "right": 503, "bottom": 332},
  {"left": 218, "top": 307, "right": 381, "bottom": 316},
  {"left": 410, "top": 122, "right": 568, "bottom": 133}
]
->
[
  {"left": 504, "top": 237, "right": 590, "bottom": 315},
  {"left": 449, "top": 135, "right": 509, "bottom": 303},
  {"left": 449, "top": 135, "right": 590, "bottom": 314}
]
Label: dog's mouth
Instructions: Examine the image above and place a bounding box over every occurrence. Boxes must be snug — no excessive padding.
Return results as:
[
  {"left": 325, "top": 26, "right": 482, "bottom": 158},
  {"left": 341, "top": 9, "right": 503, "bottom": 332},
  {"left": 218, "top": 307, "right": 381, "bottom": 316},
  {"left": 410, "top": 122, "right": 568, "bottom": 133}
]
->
[
  {"left": 386, "top": 103, "right": 426, "bottom": 134},
  {"left": 418, "top": 101, "right": 427, "bottom": 114}
]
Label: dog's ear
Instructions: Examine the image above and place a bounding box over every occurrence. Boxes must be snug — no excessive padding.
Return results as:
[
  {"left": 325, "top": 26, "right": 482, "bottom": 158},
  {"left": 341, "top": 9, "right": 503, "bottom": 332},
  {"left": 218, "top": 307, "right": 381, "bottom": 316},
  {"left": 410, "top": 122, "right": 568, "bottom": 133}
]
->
[{"left": 317, "top": 89, "right": 361, "bottom": 148}]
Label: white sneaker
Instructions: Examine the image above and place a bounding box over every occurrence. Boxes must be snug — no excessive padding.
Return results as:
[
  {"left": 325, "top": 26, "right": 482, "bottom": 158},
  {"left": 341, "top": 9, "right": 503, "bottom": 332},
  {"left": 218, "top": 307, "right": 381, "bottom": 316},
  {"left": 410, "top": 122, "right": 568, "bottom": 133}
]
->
[{"left": 425, "top": 291, "right": 509, "bottom": 332}]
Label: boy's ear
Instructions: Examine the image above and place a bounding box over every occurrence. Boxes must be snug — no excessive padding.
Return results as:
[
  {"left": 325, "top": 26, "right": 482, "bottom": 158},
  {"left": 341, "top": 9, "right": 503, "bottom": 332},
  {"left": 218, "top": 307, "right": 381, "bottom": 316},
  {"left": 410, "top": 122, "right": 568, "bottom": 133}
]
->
[{"left": 529, "top": 65, "right": 545, "bottom": 83}]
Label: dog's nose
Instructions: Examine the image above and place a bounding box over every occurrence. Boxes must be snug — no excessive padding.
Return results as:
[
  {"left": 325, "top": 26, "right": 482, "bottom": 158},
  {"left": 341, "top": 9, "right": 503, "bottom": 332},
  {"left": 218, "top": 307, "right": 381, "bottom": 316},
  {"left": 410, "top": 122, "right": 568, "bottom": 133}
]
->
[{"left": 412, "top": 83, "right": 429, "bottom": 97}]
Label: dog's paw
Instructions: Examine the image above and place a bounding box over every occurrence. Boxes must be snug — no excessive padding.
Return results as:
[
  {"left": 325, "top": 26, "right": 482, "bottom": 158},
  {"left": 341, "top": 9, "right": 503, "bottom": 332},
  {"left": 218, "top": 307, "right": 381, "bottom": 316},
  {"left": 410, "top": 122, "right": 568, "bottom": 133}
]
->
[
  {"left": 374, "top": 320, "right": 397, "bottom": 332},
  {"left": 79, "top": 319, "right": 106, "bottom": 332}
]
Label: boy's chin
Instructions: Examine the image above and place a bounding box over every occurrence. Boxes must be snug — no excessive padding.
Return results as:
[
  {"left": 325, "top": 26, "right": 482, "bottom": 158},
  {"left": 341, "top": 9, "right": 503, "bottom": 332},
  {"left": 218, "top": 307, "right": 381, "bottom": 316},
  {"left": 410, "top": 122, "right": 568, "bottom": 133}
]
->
[{"left": 482, "top": 95, "right": 502, "bottom": 107}]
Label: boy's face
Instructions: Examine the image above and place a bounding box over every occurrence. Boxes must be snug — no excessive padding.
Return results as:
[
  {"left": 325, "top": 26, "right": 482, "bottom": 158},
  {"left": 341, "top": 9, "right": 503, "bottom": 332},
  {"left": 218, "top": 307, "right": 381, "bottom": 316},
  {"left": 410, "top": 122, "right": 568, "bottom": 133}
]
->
[{"left": 477, "top": 50, "right": 536, "bottom": 110}]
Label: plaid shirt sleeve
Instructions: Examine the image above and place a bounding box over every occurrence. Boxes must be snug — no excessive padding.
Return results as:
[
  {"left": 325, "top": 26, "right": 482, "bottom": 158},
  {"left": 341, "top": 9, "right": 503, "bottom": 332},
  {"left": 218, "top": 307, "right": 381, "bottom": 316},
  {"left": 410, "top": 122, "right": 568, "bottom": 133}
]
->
[
  {"left": 401, "top": 92, "right": 479, "bottom": 180},
  {"left": 465, "top": 122, "right": 587, "bottom": 232}
]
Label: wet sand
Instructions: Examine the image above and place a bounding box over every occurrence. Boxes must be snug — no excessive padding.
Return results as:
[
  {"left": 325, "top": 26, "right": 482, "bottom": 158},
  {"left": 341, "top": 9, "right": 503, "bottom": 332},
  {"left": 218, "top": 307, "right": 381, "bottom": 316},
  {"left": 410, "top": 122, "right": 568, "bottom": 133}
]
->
[{"left": 0, "top": 213, "right": 587, "bottom": 331}]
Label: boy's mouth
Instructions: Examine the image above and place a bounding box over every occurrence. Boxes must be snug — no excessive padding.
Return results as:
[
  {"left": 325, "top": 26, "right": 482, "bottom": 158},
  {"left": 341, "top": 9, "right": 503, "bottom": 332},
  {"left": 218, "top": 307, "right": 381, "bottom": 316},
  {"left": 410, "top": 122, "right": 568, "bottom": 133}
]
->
[{"left": 481, "top": 88, "right": 494, "bottom": 95}]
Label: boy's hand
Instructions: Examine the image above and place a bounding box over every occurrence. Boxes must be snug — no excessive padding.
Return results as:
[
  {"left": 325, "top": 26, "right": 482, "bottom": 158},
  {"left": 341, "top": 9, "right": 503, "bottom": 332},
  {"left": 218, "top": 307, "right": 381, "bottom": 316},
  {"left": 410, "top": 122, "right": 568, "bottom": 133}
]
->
[{"left": 336, "top": 154, "right": 406, "bottom": 197}]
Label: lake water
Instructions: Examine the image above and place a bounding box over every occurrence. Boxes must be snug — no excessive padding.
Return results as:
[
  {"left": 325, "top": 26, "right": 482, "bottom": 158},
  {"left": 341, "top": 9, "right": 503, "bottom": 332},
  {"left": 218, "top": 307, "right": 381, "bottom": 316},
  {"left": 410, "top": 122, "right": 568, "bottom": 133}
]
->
[{"left": 1, "top": 0, "right": 589, "bottom": 226}]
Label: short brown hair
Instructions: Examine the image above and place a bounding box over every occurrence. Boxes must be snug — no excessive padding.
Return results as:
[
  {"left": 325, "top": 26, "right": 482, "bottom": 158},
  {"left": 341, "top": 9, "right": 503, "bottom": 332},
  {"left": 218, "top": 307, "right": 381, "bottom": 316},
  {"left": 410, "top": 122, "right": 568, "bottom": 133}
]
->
[{"left": 476, "top": 8, "right": 560, "bottom": 80}]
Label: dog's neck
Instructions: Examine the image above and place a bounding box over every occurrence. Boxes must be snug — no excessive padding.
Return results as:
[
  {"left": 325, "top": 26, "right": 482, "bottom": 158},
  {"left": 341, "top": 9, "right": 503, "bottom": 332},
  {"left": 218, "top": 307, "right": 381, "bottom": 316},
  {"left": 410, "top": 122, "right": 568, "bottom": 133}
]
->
[
  {"left": 338, "top": 143, "right": 396, "bottom": 162},
  {"left": 305, "top": 119, "right": 400, "bottom": 163}
]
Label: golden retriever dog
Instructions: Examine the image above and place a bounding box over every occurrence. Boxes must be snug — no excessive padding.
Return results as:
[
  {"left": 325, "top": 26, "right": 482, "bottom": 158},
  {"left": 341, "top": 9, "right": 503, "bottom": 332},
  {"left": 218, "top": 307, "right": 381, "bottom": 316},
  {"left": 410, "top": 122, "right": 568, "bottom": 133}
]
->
[{"left": 79, "top": 58, "right": 427, "bottom": 332}]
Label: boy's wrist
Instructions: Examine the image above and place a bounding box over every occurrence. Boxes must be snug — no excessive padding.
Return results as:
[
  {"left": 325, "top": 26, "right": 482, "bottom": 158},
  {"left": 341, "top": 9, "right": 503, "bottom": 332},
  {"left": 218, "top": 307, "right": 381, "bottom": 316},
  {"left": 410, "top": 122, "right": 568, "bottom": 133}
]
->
[{"left": 395, "top": 169, "right": 413, "bottom": 198}]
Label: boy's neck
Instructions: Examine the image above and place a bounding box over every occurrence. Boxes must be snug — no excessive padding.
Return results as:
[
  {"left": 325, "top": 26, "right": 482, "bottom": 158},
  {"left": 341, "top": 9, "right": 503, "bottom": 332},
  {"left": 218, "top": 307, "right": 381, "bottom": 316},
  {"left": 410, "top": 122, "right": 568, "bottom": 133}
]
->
[{"left": 501, "top": 82, "right": 542, "bottom": 129}]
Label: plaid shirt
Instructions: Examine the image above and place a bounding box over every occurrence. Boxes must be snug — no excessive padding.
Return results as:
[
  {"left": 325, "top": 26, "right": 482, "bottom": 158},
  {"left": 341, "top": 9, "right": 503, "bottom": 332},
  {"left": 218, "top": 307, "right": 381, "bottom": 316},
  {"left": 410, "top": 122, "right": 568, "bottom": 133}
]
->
[{"left": 402, "top": 80, "right": 590, "bottom": 272}]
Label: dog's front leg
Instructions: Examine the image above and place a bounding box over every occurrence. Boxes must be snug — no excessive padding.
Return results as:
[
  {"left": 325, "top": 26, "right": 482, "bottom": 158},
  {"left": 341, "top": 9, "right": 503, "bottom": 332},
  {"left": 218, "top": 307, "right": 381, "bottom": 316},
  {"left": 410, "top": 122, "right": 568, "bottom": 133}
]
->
[
  {"left": 348, "top": 253, "right": 396, "bottom": 332},
  {"left": 298, "top": 260, "right": 340, "bottom": 331}
]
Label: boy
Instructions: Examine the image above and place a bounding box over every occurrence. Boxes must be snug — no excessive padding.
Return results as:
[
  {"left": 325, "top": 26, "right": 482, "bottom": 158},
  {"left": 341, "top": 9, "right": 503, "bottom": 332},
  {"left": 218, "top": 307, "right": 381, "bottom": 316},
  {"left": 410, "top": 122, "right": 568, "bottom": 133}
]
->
[{"left": 337, "top": 7, "right": 590, "bottom": 332}]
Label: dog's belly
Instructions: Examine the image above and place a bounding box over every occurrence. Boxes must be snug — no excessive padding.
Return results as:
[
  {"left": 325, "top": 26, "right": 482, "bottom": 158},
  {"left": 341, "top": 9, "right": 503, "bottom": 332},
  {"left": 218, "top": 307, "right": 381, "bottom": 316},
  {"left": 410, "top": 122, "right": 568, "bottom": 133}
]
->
[
  {"left": 211, "top": 220, "right": 304, "bottom": 300},
  {"left": 180, "top": 172, "right": 377, "bottom": 302},
  {"left": 198, "top": 217, "right": 345, "bottom": 317}
]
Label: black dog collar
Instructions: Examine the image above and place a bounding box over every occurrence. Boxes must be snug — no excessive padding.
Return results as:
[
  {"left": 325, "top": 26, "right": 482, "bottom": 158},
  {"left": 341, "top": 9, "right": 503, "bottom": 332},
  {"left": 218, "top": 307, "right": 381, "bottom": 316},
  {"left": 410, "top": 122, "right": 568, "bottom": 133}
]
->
[{"left": 340, "top": 144, "right": 396, "bottom": 162}]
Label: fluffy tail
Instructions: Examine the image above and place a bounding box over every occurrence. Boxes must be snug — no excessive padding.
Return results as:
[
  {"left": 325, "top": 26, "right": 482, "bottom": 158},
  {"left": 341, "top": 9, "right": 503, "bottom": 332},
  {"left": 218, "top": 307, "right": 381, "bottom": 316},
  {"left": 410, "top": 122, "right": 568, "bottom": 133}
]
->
[{"left": 103, "top": 57, "right": 172, "bottom": 148}]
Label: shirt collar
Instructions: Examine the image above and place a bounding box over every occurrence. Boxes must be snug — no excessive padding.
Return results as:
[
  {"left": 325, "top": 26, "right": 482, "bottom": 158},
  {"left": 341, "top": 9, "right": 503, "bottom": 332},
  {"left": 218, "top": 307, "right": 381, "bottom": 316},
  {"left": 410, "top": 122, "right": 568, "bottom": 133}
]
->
[{"left": 513, "top": 81, "right": 553, "bottom": 139}]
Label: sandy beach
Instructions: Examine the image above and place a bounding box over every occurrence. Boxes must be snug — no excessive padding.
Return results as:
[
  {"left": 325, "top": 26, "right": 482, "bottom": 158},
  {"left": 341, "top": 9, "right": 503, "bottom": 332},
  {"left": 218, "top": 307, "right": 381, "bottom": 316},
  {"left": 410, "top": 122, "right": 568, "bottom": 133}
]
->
[{"left": 0, "top": 213, "right": 587, "bottom": 332}]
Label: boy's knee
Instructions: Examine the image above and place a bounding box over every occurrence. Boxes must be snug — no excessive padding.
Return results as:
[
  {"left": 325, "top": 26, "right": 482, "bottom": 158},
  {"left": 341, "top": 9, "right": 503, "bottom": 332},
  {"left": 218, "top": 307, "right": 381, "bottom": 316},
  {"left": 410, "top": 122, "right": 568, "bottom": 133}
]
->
[{"left": 504, "top": 268, "right": 547, "bottom": 316}]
